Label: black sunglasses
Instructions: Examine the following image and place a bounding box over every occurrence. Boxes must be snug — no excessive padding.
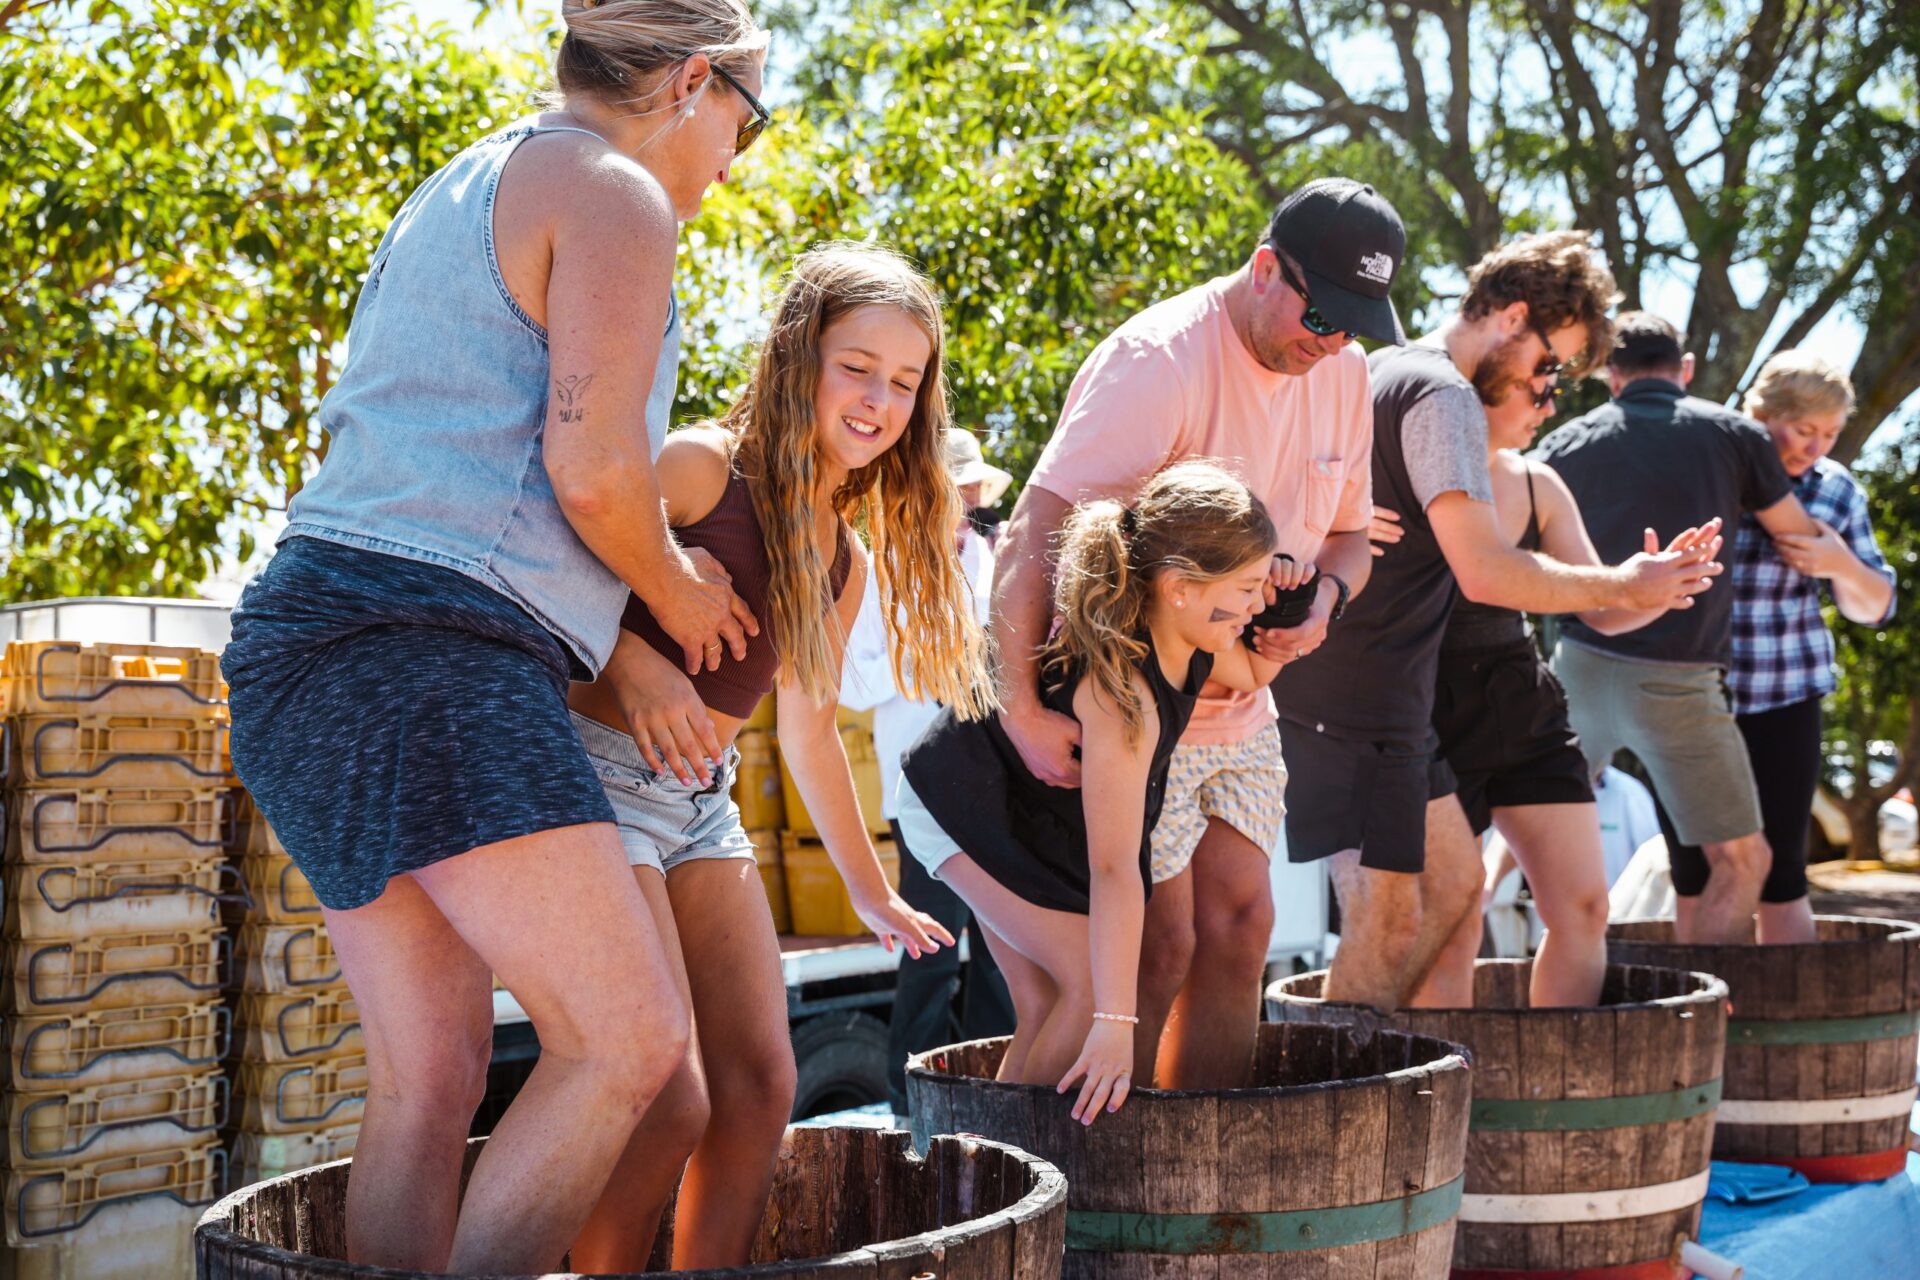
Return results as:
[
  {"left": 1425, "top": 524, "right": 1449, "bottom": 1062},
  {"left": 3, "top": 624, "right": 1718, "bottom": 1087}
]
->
[
  {"left": 1526, "top": 317, "right": 1567, "bottom": 408},
  {"left": 1271, "top": 249, "right": 1354, "bottom": 341},
  {"left": 709, "top": 64, "right": 770, "bottom": 155}
]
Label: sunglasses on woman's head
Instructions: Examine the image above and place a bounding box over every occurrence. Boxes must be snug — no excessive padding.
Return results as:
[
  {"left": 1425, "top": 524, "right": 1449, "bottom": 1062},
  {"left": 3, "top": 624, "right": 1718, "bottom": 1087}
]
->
[
  {"left": 709, "top": 64, "right": 769, "bottom": 155},
  {"left": 1271, "top": 249, "right": 1354, "bottom": 341}
]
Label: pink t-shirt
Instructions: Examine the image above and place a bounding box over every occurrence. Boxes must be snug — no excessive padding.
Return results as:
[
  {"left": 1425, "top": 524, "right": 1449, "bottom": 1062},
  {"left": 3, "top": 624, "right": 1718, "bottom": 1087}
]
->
[{"left": 1028, "top": 276, "right": 1374, "bottom": 745}]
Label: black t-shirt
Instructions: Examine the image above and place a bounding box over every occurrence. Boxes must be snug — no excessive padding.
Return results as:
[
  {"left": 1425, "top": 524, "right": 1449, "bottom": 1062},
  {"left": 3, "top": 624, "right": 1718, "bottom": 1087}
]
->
[
  {"left": 1273, "top": 344, "right": 1485, "bottom": 742},
  {"left": 900, "top": 636, "right": 1211, "bottom": 915},
  {"left": 1534, "top": 379, "right": 1793, "bottom": 666}
]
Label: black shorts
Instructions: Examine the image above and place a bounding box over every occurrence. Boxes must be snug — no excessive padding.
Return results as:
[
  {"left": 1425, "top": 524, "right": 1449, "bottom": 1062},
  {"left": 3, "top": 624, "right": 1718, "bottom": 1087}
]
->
[
  {"left": 1658, "top": 695, "right": 1822, "bottom": 903},
  {"left": 1276, "top": 718, "right": 1454, "bottom": 873},
  {"left": 1432, "top": 641, "right": 1594, "bottom": 836}
]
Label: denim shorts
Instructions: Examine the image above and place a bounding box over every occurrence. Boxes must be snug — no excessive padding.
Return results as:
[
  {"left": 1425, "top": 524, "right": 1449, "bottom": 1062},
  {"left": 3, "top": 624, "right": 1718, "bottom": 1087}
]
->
[{"left": 569, "top": 711, "right": 758, "bottom": 875}]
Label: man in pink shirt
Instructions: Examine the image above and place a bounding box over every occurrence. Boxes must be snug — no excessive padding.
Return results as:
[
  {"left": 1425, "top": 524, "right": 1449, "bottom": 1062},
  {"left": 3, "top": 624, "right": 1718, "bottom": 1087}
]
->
[{"left": 992, "top": 179, "right": 1404, "bottom": 1087}]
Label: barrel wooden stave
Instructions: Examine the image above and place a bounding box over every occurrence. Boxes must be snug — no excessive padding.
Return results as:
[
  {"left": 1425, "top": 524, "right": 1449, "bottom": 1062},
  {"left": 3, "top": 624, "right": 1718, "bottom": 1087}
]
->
[
  {"left": 197, "top": 1126, "right": 1065, "bottom": 1280},
  {"left": 909, "top": 1022, "right": 1471, "bottom": 1280},
  {"left": 1610, "top": 916, "right": 1920, "bottom": 1176},
  {"left": 1269, "top": 961, "right": 1726, "bottom": 1274}
]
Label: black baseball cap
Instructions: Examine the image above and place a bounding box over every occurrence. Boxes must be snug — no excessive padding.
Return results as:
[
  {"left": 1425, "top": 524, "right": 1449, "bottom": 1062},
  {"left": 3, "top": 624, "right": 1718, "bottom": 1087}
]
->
[{"left": 1266, "top": 179, "right": 1407, "bottom": 345}]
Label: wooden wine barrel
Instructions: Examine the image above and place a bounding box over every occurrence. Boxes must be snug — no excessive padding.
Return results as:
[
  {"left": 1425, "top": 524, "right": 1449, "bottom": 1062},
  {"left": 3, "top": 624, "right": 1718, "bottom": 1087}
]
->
[
  {"left": 1268, "top": 960, "right": 1726, "bottom": 1280},
  {"left": 1610, "top": 915, "right": 1920, "bottom": 1183},
  {"left": 908, "top": 1021, "right": 1471, "bottom": 1279},
  {"left": 195, "top": 1125, "right": 1067, "bottom": 1279}
]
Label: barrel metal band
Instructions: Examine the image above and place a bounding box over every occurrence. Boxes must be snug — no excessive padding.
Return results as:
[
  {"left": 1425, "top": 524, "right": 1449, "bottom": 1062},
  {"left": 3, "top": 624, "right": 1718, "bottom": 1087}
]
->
[
  {"left": 1716, "top": 1084, "right": 1917, "bottom": 1126},
  {"left": 1469, "top": 1079, "right": 1721, "bottom": 1132},
  {"left": 1457, "top": 1169, "right": 1710, "bottom": 1224},
  {"left": 1063, "top": 1175, "right": 1463, "bottom": 1254},
  {"left": 1728, "top": 1009, "right": 1920, "bottom": 1046}
]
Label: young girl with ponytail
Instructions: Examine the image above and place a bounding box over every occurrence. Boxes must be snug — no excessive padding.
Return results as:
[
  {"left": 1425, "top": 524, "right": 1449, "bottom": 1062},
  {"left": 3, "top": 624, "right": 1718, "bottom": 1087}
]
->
[
  {"left": 898, "top": 462, "right": 1283, "bottom": 1124},
  {"left": 565, "top": 241, "right": 994, "bottom": 1270}
]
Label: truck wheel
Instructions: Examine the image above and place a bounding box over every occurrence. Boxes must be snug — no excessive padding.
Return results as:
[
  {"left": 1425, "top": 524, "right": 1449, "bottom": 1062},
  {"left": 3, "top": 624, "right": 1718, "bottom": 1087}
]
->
[{"left": 789, "top": 1011, "right": 890, "bottom": 1119}]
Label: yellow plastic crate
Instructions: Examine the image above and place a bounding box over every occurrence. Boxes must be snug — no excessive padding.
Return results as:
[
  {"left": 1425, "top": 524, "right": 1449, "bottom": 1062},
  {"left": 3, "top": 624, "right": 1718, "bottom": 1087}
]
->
[
  {"left": 3, "top": 858, "right": 228, "bottom": 939},
  {"left": 230, "top": 987, "right": 362, "bottom": 1064},
  {"left": 3, "top": 642, "right": 225, "bottom": 719},
  {"left": 0, "top": 1194, "right": 198, "bottom": 1280},
  {"left": 229, "top": 923, "right": 340, "bottom": 995},
  {"left": 4, "top": 1070, "right": 223, "bottom": 1169},
  {"left": 224, "top": 853, "right": 320, "bottom": 925},
  {"left": 222, "top": 790, "right": 286, "bottom": 858},
  {"left": 230, "top": 1054, "right": 367, "bottom": 1135},
  {"left": 747, "top": 830, "right": 790, "bottom": 932},
  {"left": 4, "top": 715, "right": 227, "bottom": 791},
  {"left": 776, "top": 724, "right": 889, "bottom": 839},
  {"left": 225, "top": 1122, "right": 360, "bottom": 1190},
  {"left": 779, "top": 832, "right": 898, "bottom": 937},
  {"left": 2, "top": 931, "right": 224, "bottom": 1016},
  {"left": 5, "top": 1003, "right": 229, "bottom": 1091},
  {"left": 5, "top": 788, "right": 226, "bottom": 865},
  {"left": 3, "top": 1142, "right": 220, "bottom": 1246},
  {"left": 730, "top": 730, "right": 787, "bottom": 831}
]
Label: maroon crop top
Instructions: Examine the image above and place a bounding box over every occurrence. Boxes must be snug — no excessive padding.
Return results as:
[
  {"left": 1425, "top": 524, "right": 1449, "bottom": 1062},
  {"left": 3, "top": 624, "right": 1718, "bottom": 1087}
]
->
[{"left": 621, "top": 469, "right": 854, "bottom": 717}]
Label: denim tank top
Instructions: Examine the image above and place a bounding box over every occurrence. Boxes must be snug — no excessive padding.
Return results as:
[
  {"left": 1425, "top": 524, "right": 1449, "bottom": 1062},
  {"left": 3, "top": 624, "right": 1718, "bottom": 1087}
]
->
[{"left": 283, "top": 121, "right": 681, "bottom": 678}]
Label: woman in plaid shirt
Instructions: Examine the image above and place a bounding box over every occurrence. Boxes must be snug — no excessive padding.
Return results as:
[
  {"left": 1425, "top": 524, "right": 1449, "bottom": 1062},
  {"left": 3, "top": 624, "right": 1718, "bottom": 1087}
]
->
[{"left": 1664, "top": 351, "right": 1896, "bottom": 944}]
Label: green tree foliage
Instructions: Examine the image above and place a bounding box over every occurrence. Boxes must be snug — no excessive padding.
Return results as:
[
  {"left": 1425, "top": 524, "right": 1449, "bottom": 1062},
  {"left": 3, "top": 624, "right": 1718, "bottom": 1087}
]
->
[
  {"left": 675, "top": 0, "right": 1265, "bottom": 483},
  {"left": 1173, "top": 0, "right": 1920, "bottom": 461},
  {"left": 1827, "top": 447, "right": 1920, "bottom": 858},
  {"left": 1, "top": 0, "right": 542, "bottom": 597}
]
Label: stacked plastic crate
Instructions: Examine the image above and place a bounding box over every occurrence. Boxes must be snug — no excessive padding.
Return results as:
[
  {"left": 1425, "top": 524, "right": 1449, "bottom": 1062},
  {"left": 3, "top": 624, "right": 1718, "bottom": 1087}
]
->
[
  {"left": 0, "top": 642, "right": 229, "bottom": 1279},
  {"left": 220, "top": 789, "right": 364, "bottom": 1189},
  {"left": 773, "top": 707, "right": 899, "bottom": 936}
]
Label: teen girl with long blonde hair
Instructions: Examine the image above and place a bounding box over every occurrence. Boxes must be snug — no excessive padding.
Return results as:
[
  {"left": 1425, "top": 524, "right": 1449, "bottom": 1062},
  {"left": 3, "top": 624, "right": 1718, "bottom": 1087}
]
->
[{"left": 566, "top": 241, "right": 993, "bottom": 1269}]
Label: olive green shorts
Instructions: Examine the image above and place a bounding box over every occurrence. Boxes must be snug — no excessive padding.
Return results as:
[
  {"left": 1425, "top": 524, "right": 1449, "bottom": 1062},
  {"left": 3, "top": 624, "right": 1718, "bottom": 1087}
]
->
[{"left": 1550, "top": 640, "right": 1762, "bottom": 846}]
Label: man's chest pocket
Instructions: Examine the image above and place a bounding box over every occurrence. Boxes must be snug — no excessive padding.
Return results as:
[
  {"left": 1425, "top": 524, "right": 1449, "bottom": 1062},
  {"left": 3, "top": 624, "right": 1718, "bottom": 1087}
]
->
[{"left": 1303, "top": 460, "right": 1346, "bottom": 536}]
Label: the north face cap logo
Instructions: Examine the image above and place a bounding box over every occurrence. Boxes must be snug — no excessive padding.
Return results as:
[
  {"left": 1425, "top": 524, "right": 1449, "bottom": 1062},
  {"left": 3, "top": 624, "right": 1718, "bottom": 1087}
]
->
[{"left": 1357, "top": 252, "right": 1394, "bottom": 284}]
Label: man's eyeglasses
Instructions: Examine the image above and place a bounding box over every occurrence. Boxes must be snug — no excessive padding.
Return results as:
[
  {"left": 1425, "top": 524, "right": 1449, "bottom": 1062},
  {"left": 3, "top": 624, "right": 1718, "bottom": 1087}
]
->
[
  {"left": 1271, "top": 248, "right": 1354, "bottom": 342},
  {"left": 710, "top": 64, "right": 769, "bottom": 155}
]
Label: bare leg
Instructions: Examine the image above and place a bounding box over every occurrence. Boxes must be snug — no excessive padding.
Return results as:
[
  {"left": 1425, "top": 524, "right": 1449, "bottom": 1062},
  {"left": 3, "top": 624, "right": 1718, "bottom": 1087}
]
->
[
  {"left": 1673, "top": 893, "right": 1698, "bottom": 938},
  {"left": 347, "top": 824, "right": 689, "bottom": 1275},
  {"left": 1133, "top": 867, "right": 1194, "bottom": 1084},
  {"left": 1757, "top": 894, "right": 1818, "bottom": 945},
  {"left": 324, "top": 878, "right": 494, "bottom": 1271},
  {"left": 1493, "top": 802, "right": 1610, "bottom": 1007},
  {"left": 569, "top": 868, "right": 706, "bottom": 1273},
  {"left": 1404, "top": 797, "right": 1486, "bottom": 1008},
  {"left": 1158, "top": 819, "right": 1273, "bottom": 1088},
  {"left": 1324, "top": 852, "right": 1421, "bottom": 1011},
  {"left": 666, "top": 858, "right": 798, "bottom": 1269},
  {"left": 976, "top": 920, "right": 1055, "bottom": 1083},
  {"left": 939, "top": 855, "right": 1097, "bottom": 1087},
  {"left": 1681, "top": 832, "right": 1768, "bottom": 943}
]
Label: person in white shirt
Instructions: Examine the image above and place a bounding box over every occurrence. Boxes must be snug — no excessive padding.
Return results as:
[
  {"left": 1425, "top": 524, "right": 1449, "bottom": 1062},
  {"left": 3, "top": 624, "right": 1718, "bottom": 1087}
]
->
[
  {"left": 1593, "top": 766, "right": 1661, "bottom": 889},
  {"left": 842, "top": 428, "right": 1015, "bottom": 1113}
]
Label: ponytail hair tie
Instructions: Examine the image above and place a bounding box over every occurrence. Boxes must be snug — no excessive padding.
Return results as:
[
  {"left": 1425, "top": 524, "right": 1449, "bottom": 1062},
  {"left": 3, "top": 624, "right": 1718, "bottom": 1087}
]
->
[{"left": 1119, "top": 506, "right": 1139, "bottom": 538}]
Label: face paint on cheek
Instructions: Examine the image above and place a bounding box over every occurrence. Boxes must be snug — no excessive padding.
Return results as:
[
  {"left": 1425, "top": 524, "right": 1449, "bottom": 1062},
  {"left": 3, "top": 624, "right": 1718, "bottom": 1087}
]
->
[{"left": 1207, "top": 608, "right": 1238, "bottom": 623}]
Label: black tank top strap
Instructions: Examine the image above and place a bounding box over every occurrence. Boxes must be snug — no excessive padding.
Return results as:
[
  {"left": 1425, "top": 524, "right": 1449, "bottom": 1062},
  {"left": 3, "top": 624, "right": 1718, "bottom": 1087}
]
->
[{"left": 1520, "top": 463, "right": 1542, "bottom": 553}]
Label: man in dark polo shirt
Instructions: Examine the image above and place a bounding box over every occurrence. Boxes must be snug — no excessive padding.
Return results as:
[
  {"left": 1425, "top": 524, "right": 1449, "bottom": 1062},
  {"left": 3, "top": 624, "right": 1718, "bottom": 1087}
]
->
[
  {"left": 1537, "top": 313, "right": 1816, "bottom": 944},
  {"left": 1272, "top": 235, "right": 1721, "bottom": 1011}
]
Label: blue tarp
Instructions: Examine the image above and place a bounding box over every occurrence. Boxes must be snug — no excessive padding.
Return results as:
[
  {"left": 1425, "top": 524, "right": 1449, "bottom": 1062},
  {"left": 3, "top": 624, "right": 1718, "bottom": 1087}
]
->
[{"left": 1695, "top": 1127, "right": 1920, "bottom": 1279}]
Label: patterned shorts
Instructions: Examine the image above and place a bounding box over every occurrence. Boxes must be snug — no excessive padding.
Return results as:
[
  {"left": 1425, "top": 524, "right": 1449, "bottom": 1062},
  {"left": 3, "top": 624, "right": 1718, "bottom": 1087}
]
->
[{"left": 1148, "top": 730, "right": 1290, "bottom": 883}]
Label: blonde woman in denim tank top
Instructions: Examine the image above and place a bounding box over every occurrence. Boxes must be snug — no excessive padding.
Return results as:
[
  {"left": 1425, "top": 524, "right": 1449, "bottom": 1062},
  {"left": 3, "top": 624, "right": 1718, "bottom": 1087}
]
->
[{"left": 219, "top": 1, "right": 771, "bottom": 1270}]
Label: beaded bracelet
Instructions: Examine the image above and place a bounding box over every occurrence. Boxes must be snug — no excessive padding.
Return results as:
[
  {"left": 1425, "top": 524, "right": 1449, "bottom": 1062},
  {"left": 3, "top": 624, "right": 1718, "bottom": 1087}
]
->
[{"left": 1092, "top": 1011, "right": 1140, "bottom": 1024}]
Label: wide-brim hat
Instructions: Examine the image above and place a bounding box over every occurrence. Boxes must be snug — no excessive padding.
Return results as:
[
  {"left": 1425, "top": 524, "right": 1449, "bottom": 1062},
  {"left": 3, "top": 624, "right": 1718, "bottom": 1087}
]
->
[{"left": 944, "top": 429, "right": 1012, "bottom": 509}]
